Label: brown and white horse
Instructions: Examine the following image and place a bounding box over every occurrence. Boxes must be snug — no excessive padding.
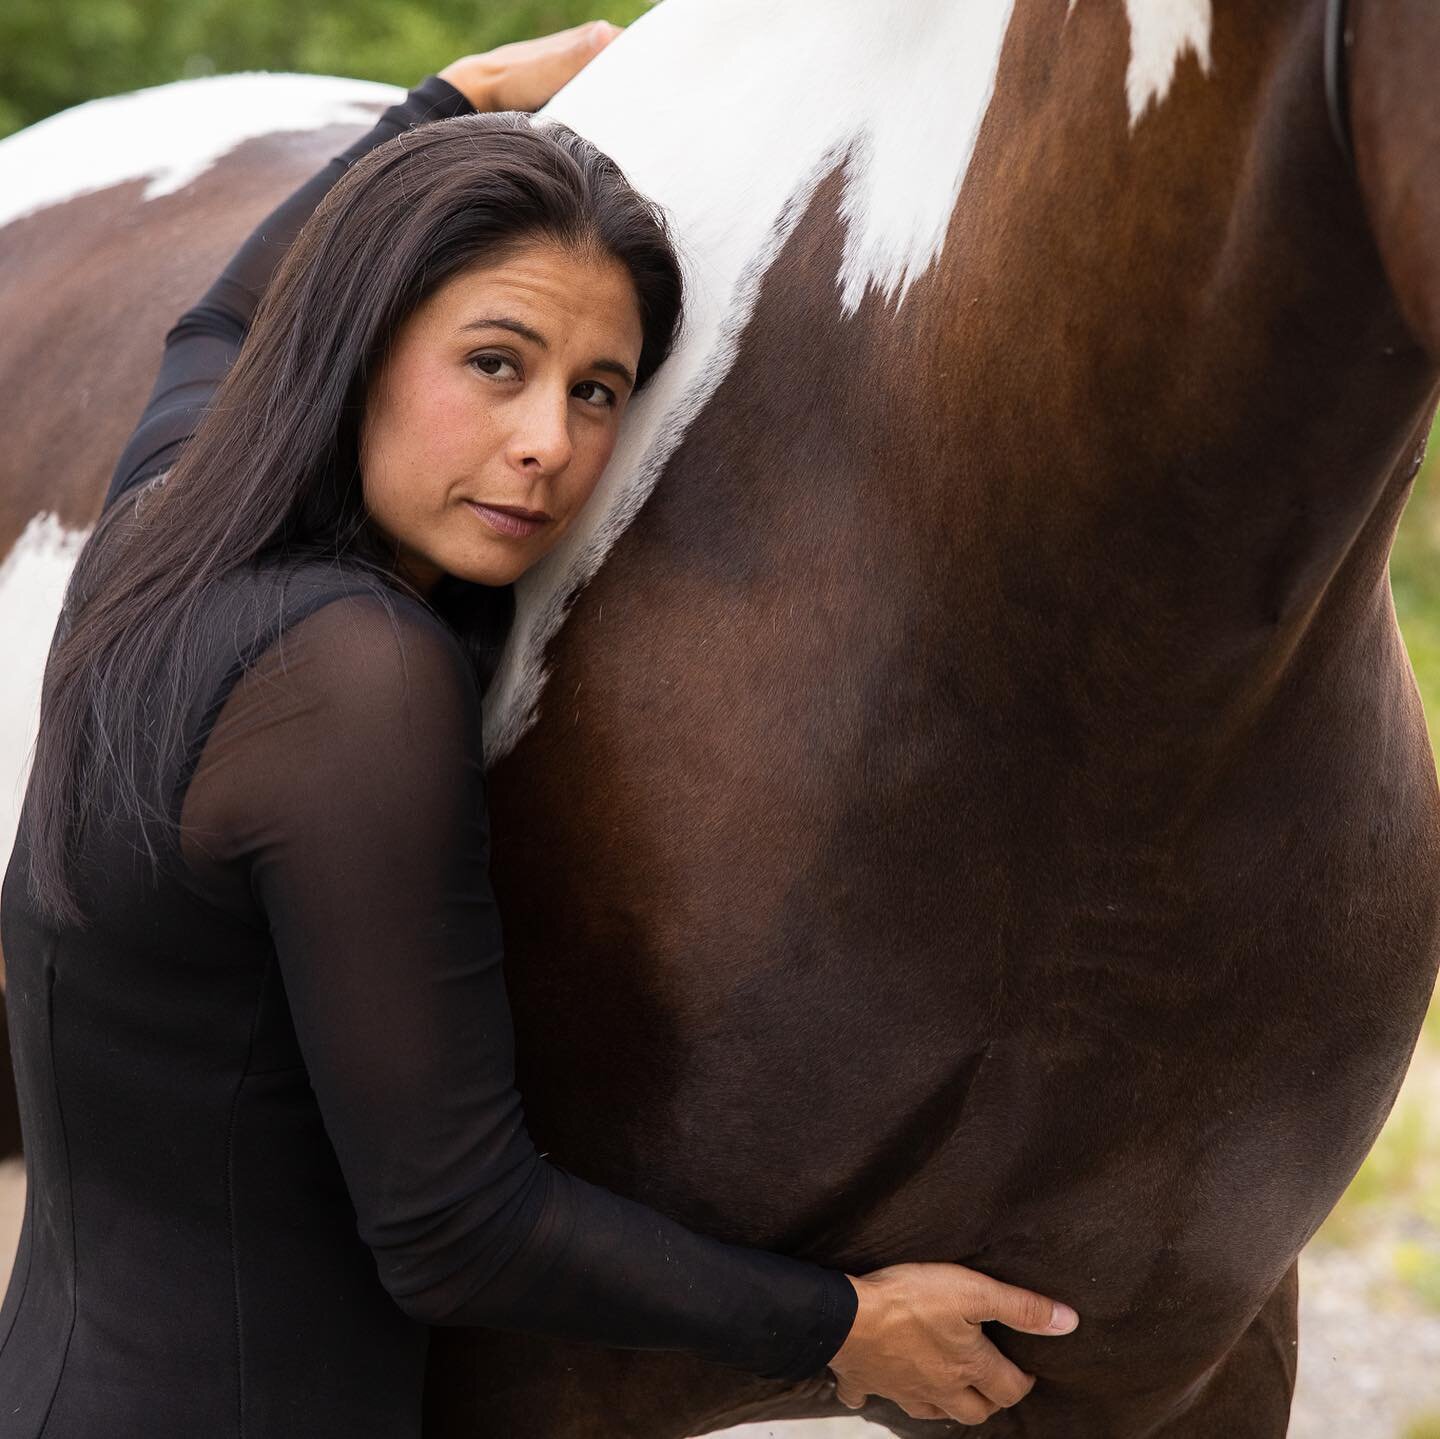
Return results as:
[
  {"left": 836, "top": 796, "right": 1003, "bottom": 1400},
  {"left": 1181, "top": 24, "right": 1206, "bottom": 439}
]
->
[{"left": 2, "top": 1, "right": 1438, "bottom": 1434}]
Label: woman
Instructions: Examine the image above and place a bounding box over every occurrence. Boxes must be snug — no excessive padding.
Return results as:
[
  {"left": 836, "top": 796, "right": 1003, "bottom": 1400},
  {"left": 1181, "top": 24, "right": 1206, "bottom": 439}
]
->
[{"left": 0, "top": 21, "right": 1078, "bottom": 1436}]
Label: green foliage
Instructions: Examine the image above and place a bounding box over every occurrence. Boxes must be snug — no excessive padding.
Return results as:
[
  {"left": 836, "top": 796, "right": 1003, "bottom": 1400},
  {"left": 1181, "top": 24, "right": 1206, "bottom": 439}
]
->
[
  {"left": 0, "top": 0, "right": 654, "bottom": 140},
  {"left": 1319, "top": 1089, "right": 1436, "bottom": 1245},
  {"left": 1389, "top": 421, "right": 1440, "bottom": 1055},
  {"left": 1404, "top": 1413, "right": 1440, "bottom": 1439},
  {"left": 1391, "top": 422, "right": 1440, "bottom": 752},
  {"left": 1335, "top": 419, "right": 1440, "bottom": 1242},
  {"left": 1393, "top": 1240, "right": 1440, "bottom": 1311}
]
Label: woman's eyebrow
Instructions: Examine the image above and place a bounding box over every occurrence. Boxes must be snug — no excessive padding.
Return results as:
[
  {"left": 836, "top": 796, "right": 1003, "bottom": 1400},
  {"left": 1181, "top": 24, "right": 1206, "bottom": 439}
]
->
[
  {"left": 460, "top": 315, "right": 547, "bottom": 346},
  {"left": 460, "top": 315, "right": 635, "bottom": 390}
]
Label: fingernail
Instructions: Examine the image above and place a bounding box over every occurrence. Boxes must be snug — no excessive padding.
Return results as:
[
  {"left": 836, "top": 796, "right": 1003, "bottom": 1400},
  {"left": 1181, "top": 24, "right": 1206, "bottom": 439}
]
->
[{"left": 1048, "top": 1302, "right": 1079, "bottom": 1333}]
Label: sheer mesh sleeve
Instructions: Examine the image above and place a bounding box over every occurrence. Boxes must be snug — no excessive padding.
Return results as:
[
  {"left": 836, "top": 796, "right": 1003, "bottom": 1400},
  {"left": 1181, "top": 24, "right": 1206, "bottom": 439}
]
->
[
  {"left": 101, "top": 73, "right": 476, "bottom": 511},
  {"left": 177, "top": 589, "right": 857, "bottom": 1381}
]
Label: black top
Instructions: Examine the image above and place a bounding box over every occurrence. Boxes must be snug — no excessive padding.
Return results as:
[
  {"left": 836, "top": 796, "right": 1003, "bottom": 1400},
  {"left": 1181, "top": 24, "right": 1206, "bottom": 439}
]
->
[{"left": 0, "top": 74, "right": 856, "bottom": 1438}]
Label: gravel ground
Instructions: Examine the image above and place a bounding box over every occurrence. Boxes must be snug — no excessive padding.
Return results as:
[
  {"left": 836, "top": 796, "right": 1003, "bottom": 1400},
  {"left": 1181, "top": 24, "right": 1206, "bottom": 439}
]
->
[{"left": 1292, "top": 1239, "right": 1440, "bottom": 1438}]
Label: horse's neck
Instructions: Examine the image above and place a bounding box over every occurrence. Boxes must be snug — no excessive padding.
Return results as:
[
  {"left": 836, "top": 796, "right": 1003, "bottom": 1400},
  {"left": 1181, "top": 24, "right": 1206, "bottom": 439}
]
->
[
  {"left": 485, "top": 0, "right": 1438, "bottom": 757},
  {"left": 486, "top": 0, "right": 1022, "bottom": 754},
  {"left": 906, "top": 0, "right": 1440, "bottom": 694}
]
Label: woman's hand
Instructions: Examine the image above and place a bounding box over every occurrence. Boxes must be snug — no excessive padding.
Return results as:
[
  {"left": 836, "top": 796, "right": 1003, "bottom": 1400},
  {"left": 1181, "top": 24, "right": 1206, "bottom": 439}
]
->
[
  {"left": 438, "top": 20, "right": 623, "bottom": 114},
  {"left": 827, "top": 1261, "right": 1079, "bottom": 1426}
]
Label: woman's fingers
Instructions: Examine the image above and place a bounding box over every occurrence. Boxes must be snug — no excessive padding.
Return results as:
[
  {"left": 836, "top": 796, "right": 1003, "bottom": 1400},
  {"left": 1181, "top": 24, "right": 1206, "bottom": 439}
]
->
[
  {"left": 898, "top": 1385, "right": 1004, "bottom": 1425},
  {"left": 968, "top": 1339, "right": 1037, "bottom": 1408},
  {"left": 961, "top": 1273, "right": 1079, "bottom": 1336},
  {"left": 900, "top": 1400, "right": 951, "bottom": 1420},
  {"left": 439, "top": 20, "right": 623, "bottom": 113},
  {"left": 943, "top": 1387, "right": 1000, "bottom": 1426},
  {"left": 501, "top": 20, "right": 621, "bottom": 102},
  {"left": 525, "top": 19, "right": 620, "bottom": 67},
  {"left": 827, "top": 1263, "right": 1071, "bottom": 1425}
]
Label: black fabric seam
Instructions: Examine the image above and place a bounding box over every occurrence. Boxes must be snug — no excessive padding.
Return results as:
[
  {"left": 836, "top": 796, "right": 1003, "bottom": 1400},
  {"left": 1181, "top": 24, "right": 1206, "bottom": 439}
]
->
[
  {"left": 168, "top": 578, "right": 403, "bottom": 837},
  {"left": 34, "top": 959, "right": 78, "bottom": 1439},
  {"left": 225, "top": 955, "right": 269, "bottom": 1439},
  {"left": 0, "top": 945, "right": 43, "bottom": 1357}
]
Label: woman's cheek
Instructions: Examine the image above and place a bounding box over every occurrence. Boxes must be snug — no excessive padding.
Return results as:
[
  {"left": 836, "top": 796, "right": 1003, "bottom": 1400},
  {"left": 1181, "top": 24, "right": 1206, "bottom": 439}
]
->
[{"left": 434, "top": 381, "right": 505, "bottom": 476}]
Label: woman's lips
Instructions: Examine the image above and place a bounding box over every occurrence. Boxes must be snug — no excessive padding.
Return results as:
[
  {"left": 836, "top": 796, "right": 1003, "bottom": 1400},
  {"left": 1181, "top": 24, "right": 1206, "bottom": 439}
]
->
[{"left": 465, "top": 500, "right": 551, "bottom": 539}]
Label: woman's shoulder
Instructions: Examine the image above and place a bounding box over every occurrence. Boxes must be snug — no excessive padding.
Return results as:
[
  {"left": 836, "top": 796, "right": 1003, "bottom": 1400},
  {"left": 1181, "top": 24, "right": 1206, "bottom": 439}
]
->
[
  {"left": 218, "top": 553, "right": 457, "bottom": 656},
  {"left": 89, "top": 486, "right": 455, "bottom": 665},
  {"left": 215, "top": 556, "right": 479, "bottom": 726}
]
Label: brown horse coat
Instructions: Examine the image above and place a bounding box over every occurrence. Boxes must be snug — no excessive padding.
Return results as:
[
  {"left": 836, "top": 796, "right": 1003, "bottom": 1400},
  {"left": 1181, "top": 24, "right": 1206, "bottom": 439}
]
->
[{"left": 2, "top": 2, "right": 1439, "bottom": 1434}]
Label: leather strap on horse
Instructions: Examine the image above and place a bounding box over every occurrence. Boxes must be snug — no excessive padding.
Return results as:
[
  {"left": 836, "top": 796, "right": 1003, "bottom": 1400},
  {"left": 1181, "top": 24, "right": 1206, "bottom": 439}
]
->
[{"left": 1325, "top": 0, "right": 1355, "bottom": 168}]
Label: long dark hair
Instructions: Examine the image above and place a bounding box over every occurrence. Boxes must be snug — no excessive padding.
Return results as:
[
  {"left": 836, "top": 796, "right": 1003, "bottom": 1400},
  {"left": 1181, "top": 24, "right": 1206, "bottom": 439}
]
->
[{"left": 26, "top": 108, "right": 684, "bottom": 927}]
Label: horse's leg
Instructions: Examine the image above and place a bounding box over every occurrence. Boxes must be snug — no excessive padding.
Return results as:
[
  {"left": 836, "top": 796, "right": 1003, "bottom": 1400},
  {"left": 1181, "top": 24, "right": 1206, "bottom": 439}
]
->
[
  {"left": 1145, "top": 1261, "right": 1298, "bottom": 1439},
  {"left": 423, "top": 1327, "right": 844, "bottom": 1439}
]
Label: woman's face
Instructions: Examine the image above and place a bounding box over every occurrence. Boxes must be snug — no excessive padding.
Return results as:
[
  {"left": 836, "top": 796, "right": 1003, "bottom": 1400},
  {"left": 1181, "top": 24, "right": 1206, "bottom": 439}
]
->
[{"left": 359, "top": 237, "right": 645, "bottom": 591}]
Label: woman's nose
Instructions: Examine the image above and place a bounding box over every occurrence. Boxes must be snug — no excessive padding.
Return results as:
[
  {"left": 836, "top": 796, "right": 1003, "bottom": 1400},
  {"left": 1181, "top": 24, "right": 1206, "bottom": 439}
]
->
[{"left": 507, "top": 385, "right": 573, "bottom": 474}]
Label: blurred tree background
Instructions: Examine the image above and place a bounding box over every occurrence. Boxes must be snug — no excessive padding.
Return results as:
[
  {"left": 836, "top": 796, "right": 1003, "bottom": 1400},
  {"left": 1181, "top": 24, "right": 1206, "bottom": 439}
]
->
[{"left": 0, "top": 0, "right": 652, "bottom": 140}]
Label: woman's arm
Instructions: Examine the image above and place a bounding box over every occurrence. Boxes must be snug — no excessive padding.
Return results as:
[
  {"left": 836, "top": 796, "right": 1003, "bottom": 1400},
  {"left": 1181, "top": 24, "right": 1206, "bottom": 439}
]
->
[
  {"left": 182, "top": 589, "right": 856, "bottom": 1381},
  {"left": 182, "top": 589, "right": 1076, "bottom": 1411},
  {"left": 100, "top": 73, "right": 476, "bottom": 512}
]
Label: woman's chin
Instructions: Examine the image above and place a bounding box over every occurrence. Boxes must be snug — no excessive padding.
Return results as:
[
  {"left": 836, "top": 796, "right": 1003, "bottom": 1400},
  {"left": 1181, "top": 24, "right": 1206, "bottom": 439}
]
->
[{"left": 440, "top": 554, "right": 534, "bottom": 589}]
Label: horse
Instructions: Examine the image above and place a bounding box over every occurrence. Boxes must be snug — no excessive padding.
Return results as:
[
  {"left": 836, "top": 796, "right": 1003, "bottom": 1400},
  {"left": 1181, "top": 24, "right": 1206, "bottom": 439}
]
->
[{"left": 2, "top": 1, "right": 1438, "bottom": 1434}]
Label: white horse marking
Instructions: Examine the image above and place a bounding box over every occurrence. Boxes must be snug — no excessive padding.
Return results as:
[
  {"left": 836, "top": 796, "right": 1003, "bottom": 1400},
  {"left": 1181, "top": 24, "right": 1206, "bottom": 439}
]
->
[
  {"left": 0, "top": 72, "right": 396, "bottom": 232},
  {"left": 485, "top": 0, "right": 1018, "bottom": 760},
  {"left": 0, "top": 515, "right": 88, "bottom": 883},
  {"left": 489, "top": 0, "right": 1211, "bottom": 760},
  {"left": 1069, "top": 0, "right": 1215, "bottom": 126},
  {"left": 1122, "top": 0, "right": 1213, "bottom": 124},
  {"left": 0, "top": 1, "right": 1214, "bottom": 786}
]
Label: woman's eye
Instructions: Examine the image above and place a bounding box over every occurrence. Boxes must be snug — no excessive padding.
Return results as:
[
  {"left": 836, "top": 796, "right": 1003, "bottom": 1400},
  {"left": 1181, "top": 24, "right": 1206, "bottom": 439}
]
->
[
  {"left": 470, "top": 353, "right": 519, "bottom": 381},
  {"left": 573, "top": 380, "right": 617, "bottom": 410}
]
